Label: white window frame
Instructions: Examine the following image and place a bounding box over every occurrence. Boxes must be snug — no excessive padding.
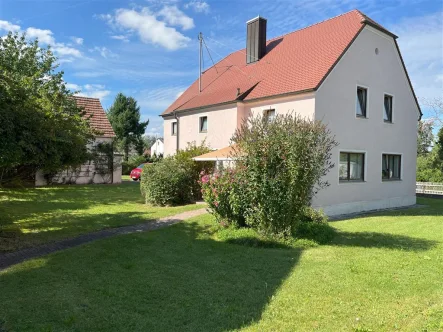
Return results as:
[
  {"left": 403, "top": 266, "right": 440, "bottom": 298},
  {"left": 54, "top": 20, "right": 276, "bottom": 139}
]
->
[
  {"left": 338, "top": 149, "right": 368, "bottom": 185},
  {"left": 199, "top": 116, "right": 208, "bottom": 133},
  {"left": 355, "top": 84, "right": 369, "bottom": 119},
  {"left": 381, "top": 152, "right": 403, "bottom": 182},
  {"left": 383, "top": 92, "right": 394, "bottom": 124}
]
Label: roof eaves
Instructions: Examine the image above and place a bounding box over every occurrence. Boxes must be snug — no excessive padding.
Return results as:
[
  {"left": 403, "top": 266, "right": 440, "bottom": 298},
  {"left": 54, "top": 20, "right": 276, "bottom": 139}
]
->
[
  {"left": 362, "top": 19, "right": 398, "bottom": 39},
  {"left": 160, "top": 100, "right": 239, "bottom": 117}
]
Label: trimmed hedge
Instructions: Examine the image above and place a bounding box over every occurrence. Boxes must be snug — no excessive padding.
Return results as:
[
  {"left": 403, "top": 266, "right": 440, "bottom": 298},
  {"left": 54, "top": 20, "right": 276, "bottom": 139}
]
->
[{"left": 140, "top": 158, "right": 193, "bottom": 206}]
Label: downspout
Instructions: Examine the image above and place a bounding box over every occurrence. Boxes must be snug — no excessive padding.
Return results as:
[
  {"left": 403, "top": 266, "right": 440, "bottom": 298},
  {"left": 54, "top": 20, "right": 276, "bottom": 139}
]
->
[{"left": 174, "top": 111, "right": 179, "bottom": 153}]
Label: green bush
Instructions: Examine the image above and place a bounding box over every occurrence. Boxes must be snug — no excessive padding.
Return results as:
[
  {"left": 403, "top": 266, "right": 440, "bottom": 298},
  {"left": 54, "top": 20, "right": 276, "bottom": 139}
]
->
[
  {"left": 175, "top": 142, "right": 214, "bottom": 200},
  {"left": 200, "top": 169, "right": 246, "bottom": 227},
  {"left": 203, "top": 114, "right": 337, "bottom": 237},
  {"left": 293, "top": 208, "right": 335, "bottom": 244},
  {"left": 140, "top": 158, "right": 193, "bottom": 206},
  {"left": 417, "top": 154, "right": 443, "bottom": 182}
]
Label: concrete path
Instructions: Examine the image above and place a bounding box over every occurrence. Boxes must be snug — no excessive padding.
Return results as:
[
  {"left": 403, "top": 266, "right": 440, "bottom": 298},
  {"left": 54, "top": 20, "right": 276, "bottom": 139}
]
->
[{"left": 0, "top": 208, "right": 207, "bottom": 271}]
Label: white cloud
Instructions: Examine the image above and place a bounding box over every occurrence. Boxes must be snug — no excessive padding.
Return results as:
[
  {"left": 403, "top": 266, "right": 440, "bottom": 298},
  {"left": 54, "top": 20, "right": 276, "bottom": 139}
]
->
[
  {"left": 71, "top": 37, "right": 83, "bottom": 45},
  {"left": 158, "top": 5, "right": 195, "bottom": 30},
  {"left": 25, "top": 27, "right": 55, "bottom": 45},
  {"left": 185, "top": 1, "right": 210, "bottom": 14},
  {"left": 68, "top": 83, "right": 111, "bottom": 101},
  {"left": 101, "top": 7, "right": 191, "bottom": 50},
  {"left": 90, "top": 46, "right": 118, "bottom": 59},
  {"left": 54, "top": 44, "right": 82, "bottom": 57},
  {"left": 0, "top": 20, "right": 20, "bottom": 32},
  {"left": 110, "top": 35, "right": 130, "bottom": 42}
]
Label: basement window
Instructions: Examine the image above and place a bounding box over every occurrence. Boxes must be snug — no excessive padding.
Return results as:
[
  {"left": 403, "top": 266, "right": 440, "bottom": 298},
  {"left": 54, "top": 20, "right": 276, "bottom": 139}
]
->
[
  {"left": 199, "top": 116, "right": 208, "bottom": 133},
  {"left": 172, "top": 122, "right": 177, "bottom": 136}
]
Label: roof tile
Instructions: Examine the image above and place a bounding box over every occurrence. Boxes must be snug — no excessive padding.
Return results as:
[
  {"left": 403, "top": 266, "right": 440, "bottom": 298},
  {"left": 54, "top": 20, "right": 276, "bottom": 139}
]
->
[{"left": 73, "top": 96, "right": 116, "bottom": 137}]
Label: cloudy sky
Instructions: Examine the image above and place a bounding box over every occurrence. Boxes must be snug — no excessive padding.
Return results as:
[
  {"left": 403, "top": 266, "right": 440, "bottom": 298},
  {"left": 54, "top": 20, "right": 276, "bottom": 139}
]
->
[{"left": 0, "top": 0, "right": 441, "bottom": 136}]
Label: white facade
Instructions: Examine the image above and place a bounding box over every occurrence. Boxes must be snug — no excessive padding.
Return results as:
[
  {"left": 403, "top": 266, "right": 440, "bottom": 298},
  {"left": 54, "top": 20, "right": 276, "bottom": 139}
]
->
[
  {"left": 150, "top": 139, "right": 164, "bottom": 156},
  {"left": 35, "top": 137, "right": 122, "bottom": 186},
  {"left": 162, "top": 26, "right": 420, "bottom": 216}
]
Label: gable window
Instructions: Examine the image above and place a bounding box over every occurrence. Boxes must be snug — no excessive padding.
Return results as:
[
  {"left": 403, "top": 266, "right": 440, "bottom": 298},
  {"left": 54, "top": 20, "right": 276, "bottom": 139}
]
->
[
  {"left": 356, "top": 87, "right": 367, "bottom": 118},
  {"left": 199, "top": 116, "right": 208, "bottom": 133},
  {"left": 339, "top": 152, "right": 365, "bottom": 182},
  {"left": 171, "top": 122, "right": 177, "bottom": 136},
  {"left": 382, "top": 154, "right": 401, "bottom": 180},
  {"left": 264, "top": 109, "right": 275, "bottom": 122},
  {"left": 384, "top": 95, "right": 393, "bottom": 123}
]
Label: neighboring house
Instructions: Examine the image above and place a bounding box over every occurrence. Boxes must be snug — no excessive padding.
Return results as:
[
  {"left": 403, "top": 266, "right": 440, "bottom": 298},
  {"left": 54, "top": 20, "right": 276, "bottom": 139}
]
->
[
  {"left": 150, "top": 138, "right": 164, "bottom": 157},
  {"left": 36, "top": 96, "right": 122, "bottom": 186},
  {"left": 161, "top": 10, "right": 421, "bottom": 216}
]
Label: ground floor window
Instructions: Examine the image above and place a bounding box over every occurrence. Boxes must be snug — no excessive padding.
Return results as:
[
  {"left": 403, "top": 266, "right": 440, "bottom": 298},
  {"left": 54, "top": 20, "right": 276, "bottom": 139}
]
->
[
  {"left": 382, "top": 154, "right": 401, "bottom": 180},
  {"left": 339, "top": 152, "right": 365, "bottom": 182}
]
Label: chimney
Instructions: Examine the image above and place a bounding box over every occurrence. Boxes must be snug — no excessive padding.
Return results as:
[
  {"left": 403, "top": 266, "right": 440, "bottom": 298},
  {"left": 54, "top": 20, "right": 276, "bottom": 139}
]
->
[{"left": 246, "top": 16, "right": 267, "bottom": 64}]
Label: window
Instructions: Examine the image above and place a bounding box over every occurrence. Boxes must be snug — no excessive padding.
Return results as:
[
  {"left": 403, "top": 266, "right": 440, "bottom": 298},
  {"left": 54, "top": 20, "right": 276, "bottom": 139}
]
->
[
  {"left": 264, "top": 109, "right": 275, "bottom": 122},
  {"left": 339, "top": 152, "right": 365, "bottom": 182},
  {"left": 171, "top": 122, "right": 177, "bottom": 136},
  {"left": 382, "top": 154, "right": 401, "bottom": 180},
  {"left": 356, "top": 87, "right": 367, "bottom": 117},
  {"left": 199, "top": 116, "right": 208, "bottom": 133},
  {"left": 384, "top": 95, "right": 393, "bottom": 123}
]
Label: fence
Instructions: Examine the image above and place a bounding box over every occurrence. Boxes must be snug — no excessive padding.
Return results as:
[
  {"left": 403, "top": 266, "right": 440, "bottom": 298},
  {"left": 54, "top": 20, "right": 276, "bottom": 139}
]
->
[{"left": 416, "top": 182, "right": 443, "bottom": 195}]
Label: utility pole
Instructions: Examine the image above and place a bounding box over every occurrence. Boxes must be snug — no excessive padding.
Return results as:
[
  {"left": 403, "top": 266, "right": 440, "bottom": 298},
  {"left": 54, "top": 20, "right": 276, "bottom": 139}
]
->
[{"left": 198, "top": 32, "right": 203, "bottom": 93}]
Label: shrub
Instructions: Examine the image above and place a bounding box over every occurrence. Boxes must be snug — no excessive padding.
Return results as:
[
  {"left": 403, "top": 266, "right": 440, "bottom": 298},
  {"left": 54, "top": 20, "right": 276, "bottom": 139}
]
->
[
  {"left": 229, "top": 114, "right": 338, "bottom": 236},
  {"left": 293, "top": 207, "right": 335, "bottom": 244},
  {"left": 200, "top": 169, "right": 246, "bottom": 227},
  {"left": 140, "top": 158, "right": 193, "bottom": 206},
  {"left": 175, "top": 142, "right": 214, "bottom": 200}
]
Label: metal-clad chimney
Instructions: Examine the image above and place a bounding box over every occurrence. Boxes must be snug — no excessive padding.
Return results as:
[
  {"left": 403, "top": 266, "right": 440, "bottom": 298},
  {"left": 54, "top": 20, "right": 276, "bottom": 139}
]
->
[{"left": 246, "top": 16, "right": 267, "bottom": 64}]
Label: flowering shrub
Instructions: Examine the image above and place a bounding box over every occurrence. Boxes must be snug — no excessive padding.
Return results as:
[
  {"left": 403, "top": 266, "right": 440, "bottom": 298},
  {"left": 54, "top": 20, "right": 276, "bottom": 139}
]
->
[
  {"left": 200, "top": 169, "right": 246, "bottom": 227},
  {"left": 202, "top": 114, "right": 337, "bottom": 238}
]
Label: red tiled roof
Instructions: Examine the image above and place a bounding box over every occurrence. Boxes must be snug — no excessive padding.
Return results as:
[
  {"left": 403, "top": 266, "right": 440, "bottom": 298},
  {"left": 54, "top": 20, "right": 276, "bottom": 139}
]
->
[
  {"left": 163, "top": 10, "right": 416, "bottom": 116},
  {"left": 73, "top": 96, "right": 116, "bottom": 137}
]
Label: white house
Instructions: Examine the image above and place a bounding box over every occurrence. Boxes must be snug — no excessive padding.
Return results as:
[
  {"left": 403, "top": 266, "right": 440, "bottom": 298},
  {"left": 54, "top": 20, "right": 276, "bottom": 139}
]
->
[
  {"left": 150, "top": 138, "right": 164, "bottom": 157},
  {"left": 36, "top": 96, "right": 122, "bottom": 186},
  {"left": 161, "top": 10, "right": 421, "bottom": 216}
]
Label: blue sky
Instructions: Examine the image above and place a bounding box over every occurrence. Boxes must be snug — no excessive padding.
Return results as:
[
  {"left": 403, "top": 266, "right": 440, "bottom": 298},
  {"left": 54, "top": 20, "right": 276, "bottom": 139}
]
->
[{"left": 0, "top": 0, "right": 442, "bottom": 136}]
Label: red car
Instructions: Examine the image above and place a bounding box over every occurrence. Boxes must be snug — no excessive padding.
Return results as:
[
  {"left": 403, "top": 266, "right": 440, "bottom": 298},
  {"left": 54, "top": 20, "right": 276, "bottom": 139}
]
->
[{"left": 130, "top": 164, "right": 145, "bottom": 181}]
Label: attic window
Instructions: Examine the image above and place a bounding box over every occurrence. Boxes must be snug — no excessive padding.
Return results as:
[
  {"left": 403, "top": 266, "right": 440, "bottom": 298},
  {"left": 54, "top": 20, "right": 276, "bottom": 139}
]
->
[{"left": 356, "top": 87, "right": 367, "bottom": 118}]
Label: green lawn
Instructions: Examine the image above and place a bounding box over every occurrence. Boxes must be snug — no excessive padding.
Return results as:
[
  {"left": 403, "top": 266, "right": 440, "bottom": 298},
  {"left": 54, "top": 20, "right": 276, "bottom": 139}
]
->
[
  {"left": 0, "top": 197, "right": 442, "bottom": 331},
  {"left": 0, "top": 182, "right": 203, "bottom": 252}
]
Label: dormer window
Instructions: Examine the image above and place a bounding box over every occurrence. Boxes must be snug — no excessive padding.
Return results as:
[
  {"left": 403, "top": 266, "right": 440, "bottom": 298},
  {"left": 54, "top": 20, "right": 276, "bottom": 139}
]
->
[{"left": 356, "top": 87, "right": 367, "bottom": 118}]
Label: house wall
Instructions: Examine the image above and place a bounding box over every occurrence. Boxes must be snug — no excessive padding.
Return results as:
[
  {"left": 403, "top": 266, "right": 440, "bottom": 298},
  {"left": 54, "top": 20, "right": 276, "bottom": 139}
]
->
[
  {"left": 243, "top": 92, "right": 316, "bottom": 120},
  {"left": 151, "top": 139, "right": 164, "bottom": 156},
  {"left": 163, "top": 103, "right": 238, "bottom": 156},
  {"left": 313, "top": 26, "right": 419, "bottom": 215},
  {"left": 35, "top": 137, "right": 122, "bottom": 186}
]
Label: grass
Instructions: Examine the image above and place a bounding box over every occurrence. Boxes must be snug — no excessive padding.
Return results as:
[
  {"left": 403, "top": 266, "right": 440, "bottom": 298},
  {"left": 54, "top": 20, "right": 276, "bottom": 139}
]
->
[
  {"left": 0, "top": 197, "right": 442, "bottom": 331},
  {"left": 0, "top": 182, "right": 203, "bottom": 252}
]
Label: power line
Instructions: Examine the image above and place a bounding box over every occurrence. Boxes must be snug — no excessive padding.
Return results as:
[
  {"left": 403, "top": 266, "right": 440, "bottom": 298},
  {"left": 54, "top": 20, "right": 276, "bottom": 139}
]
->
[{"left": 202, "top": 36, "right": 218, "bottom": 74}]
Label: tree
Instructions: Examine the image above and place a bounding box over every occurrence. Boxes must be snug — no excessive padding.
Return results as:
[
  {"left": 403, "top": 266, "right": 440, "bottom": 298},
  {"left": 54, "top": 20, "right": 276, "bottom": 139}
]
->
[
  {"left": 423, "top": 97, "right": 443, "bottom": 127},
  {"left": 0, "top": 33, "right": 93, "bottom": 185},
  {"left": 417, "top": 120, "right": 434, "bottom": 156},
  {"left": 107, "top": 93, "right": 149, "bottom": 161}
]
